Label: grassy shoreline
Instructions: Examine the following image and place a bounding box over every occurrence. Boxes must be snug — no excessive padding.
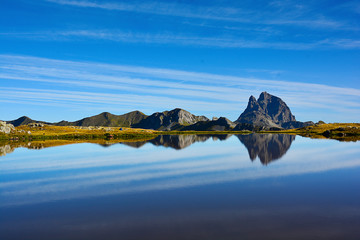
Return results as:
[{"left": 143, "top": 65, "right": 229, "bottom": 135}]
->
[{"left": 1, "top": 123, "right": 360, "bottom": 142}]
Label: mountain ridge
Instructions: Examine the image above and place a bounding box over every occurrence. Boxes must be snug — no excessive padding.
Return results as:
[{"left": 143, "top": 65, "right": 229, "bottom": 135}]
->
[{"left": 5, "top": 92, "right": 314, "bottom": 130}]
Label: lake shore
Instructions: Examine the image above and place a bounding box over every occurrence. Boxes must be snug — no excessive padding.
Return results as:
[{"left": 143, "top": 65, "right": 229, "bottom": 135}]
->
[{"left": 1, "top": 123, "right": 359, "bottom": 142}]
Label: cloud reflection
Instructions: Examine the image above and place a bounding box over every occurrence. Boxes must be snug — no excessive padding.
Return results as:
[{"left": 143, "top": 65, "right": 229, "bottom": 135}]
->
[{"left": 0, "top": 135, "right": 360, "bottom": 206}]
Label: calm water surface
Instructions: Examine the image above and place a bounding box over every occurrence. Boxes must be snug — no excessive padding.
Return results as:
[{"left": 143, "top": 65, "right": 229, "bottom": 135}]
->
[{"left": 1, "top": 134, "right": 360, "bottom": 240}]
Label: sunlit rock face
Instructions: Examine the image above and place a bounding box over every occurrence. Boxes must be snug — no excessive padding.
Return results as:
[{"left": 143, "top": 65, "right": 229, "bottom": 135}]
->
[
  {"left": 180, "top": 117, "right": 236, "bottom": 131},
  {"left": 236, "top": 133, "right": 295, "bottom": 165},
  {"left": 132, "top": 108, "right": 209, "bottom": 130}
]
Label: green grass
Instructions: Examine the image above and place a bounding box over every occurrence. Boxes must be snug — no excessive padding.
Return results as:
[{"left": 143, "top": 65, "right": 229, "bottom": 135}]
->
[{"left": 1, "top": 123, "right": 360, "bottom": 142}]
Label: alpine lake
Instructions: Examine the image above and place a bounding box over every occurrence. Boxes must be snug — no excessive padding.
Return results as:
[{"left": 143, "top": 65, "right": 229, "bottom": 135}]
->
[{"left": 1, "top": 134, "right": 360, "bottom": 240}]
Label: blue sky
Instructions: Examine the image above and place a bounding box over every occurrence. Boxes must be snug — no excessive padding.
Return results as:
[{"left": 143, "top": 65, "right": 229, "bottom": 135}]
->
[{"left": 1, "top": 0, "right": 359, "bottom": 122}]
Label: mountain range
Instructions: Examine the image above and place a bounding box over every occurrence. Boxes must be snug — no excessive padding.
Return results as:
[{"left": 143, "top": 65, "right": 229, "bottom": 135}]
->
[{"left": 5, "top": 92, "right": 314, "bottom": 131}]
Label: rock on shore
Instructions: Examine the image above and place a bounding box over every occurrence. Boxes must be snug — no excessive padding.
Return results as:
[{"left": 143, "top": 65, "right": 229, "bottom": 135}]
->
[{"left": 0, "top": 121, "right": 15, "bottom": 134}]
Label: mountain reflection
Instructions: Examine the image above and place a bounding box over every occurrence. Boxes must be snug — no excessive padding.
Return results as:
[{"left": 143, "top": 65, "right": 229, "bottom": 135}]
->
[
  {"left": 0, "top": 134, "right": 294, "bottom": 163},
  {"left": 122, "top": 134, "right": 231, "bottom": 150},
  {"left": 236, "top": 134, "right": 295, "bottom": 165}
]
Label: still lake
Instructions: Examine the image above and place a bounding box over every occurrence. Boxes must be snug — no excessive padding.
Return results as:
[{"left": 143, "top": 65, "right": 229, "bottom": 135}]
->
[{"left": 1, "top": 134, "right": 360, "bottom": 240}]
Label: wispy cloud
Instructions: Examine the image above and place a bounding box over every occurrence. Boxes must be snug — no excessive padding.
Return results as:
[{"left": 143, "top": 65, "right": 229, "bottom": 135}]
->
[
  {"left": 2, "top": 30, "right": 360, "bottom": 50},
  {"left": 0, "top": 55, "right": 359, "bottom": 122},
  {"left": 45, "top": 0, "right": 253, "bottom": 23},
  {"left": 45, "top": 0, "right": 349, "bottom": 30}
]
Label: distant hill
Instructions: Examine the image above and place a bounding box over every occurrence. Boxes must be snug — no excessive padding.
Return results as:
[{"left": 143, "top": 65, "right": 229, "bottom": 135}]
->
[
  {"left": 55, "top": 111, "right": 147, "bottom": 127},
  {"left": 235, "top": 92, "right": 313, "bottom": 129},
  {"left": 132, "top": 108, "right": 209, "bottom": 130},
  {"left": 7, "top": 116, "right": 49, "bottom": 127}
]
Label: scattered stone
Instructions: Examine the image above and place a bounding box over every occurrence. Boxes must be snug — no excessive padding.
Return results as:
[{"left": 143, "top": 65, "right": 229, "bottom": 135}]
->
[{"left": 28, "top": 123, "right": 45, "bottom": 128}]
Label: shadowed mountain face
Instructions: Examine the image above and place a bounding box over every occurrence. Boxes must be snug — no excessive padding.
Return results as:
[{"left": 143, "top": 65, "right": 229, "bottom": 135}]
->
[
  {"left": 236, "top": 134, "right": 295, "bottom": 165},
  {"left": 236, "top": 92, "right": 295, "bottom": 127},
  {"left": 235, "top": 92, "right": 313, "bottom": 129}
]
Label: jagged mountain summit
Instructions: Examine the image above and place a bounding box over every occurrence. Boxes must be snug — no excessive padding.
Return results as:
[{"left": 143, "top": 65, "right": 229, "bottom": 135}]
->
[{"left": 235, "top": 92, "right": 313, "bottom": 129}]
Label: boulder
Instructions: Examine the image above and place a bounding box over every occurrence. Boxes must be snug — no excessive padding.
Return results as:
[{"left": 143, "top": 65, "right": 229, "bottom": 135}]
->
[{"left": 0, "top": 121, "right": 15, "bottom": 134}]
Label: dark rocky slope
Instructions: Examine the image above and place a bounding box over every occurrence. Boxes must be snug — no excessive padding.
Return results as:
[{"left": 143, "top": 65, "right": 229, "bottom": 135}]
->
[{"left": 235, "top": 92, "right": 313, "bottom": 129}]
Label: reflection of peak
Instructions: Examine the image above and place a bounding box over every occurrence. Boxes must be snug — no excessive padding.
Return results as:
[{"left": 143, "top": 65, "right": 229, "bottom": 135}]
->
[
  {"left": 119, "top": 134, "right": 232, "bottom": 150},
  {"left": 237, "top": 134, "right": 295, "bottom": 165},
  {"left": 121, "top": 141, "right": 147, "bottom": 148},
  {"left": 211, "top": 134, "right": 232, "bottom": 141},
  {"left": 150, "top": 135, "right": 211, "bottom": 150}
]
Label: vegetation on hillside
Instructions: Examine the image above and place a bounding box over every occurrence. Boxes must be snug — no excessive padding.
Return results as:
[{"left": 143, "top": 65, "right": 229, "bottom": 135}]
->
[{"left": 0, "top": 125, "right": 157, "bottom": 141}]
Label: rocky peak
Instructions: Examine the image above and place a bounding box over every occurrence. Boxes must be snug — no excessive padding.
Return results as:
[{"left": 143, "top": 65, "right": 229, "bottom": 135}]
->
[
  {"left": 247, "top": 95, "right": 261, "bottom": 111},
  {"left": 258, "top": 91, "right": 270, "bottom": 100},
  {"left": 235, "top": 92, "right": 297, "bottom": 129}
]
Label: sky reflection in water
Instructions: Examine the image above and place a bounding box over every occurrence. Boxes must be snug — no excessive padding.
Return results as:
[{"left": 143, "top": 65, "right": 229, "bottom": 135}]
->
[{"left": 1, "top": 134, "right": 360, "bottom": 239}]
